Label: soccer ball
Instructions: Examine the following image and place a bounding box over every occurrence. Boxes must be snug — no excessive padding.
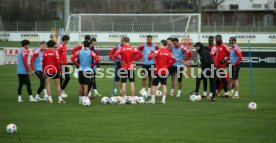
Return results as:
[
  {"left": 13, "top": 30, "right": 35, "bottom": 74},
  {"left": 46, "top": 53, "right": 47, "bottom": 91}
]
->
[
  {"left": 139, "top": 90, "right": 148, "bottom": 98},
  {"left": 101, "top": 97, "right": 109, "bottom": 104},
  {"left": 137, "top": 97, "right": 145, "bottom": 104},
  {"left": 190, "top": 94, "right": 197, "bottom": 102},
  {"left": 115, "top": 96, "right": 122, "bottom": 103},
  {"left": 196, "top": 95, "right": 202, "bottom": 101},
  {"left": 125, "top": 96, "right": 131, "bottom": 104},
  {"left": 7, "top": 123, "right": 17, "bottom": 134},
  {"left": 248, "top": 102, "right": 257, "bottom": 110},
  {"left": 109, "top": 97, "right": 117, "bottom": 104},
  {"left": 132, "top": 96, "right": 138, "bottom": 103},
  {"left": 82, "top": 96, "right": 91, "bottom": 107},
  {"left": 156, "top": 90, "right": 162, "bottom": 97}
]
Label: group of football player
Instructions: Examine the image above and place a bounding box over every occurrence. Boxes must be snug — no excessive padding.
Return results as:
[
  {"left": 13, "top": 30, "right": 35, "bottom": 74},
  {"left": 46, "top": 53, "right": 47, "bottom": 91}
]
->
[{"left": 16, "top": 34, "right": 242, "bottom": 104}]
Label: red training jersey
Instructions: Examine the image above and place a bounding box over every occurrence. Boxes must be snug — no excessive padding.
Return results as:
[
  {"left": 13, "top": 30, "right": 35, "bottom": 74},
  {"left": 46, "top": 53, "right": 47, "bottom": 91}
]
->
[
  {"left": 72, "top": 45, "right": 82, "bottom": 55},
  {"left": 114, "top": 45, "right": 143, "bottom": 69},
  {"left": 216, "top": 43, "right": 230, "bottom": 68},
  {"left": 208, "top": 44, "right": 217, "bottom": 67},
  {"left": 109, "top": 44, "right": 123, "bottom": 61},
  {"left": 148, "top": 48, "right": 176, "bottom": 75},
  {"left": 137, "top": 42, "right": 159, "bottom": 51},
  {"left": 42, "top": 49, "right": 61, "bottom": 74},
  {"left": 57, "top": 43, "right": 67, "bottom": 65}
]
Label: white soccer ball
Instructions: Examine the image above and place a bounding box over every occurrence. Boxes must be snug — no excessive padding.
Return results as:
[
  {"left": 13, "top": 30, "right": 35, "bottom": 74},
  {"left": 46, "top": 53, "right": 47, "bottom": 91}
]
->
[
  {"left": 137, "top": 97, "right": 145, "bottom": 104},
  {"left": 109, "top": 97, "right": 117, "bottom": 104},
  {"left": 115, "top": 96, "right": 122, "bottom": 103},
  {"left": 248, "top": 102, "right": 257, "bottom": 110},
  {"left": 82, "top": 96, "right": 91, "bottom": 107},
  {"left": 125, "top": 96, "right": 131, "bottom": 104},
  {"left": 101, "top": 96, "right": 109, "bottom": 104},
  {"left": 7, "top": 123, "right": 17, "bottom": 134},
  {"left": 132, "top": 96, "right": 138, "bottom": 103},
  {"left": 196, "top": 95, "right": 202, "bottom": 101},
  {"left": 156, "top": 90, "right": 162, "bottom": 97},
  {"left": 190, "top": 94, "right": 197, "bottom": 102},
  {"left": 139, "top": 90, "right": 148, "bottom": 98}
]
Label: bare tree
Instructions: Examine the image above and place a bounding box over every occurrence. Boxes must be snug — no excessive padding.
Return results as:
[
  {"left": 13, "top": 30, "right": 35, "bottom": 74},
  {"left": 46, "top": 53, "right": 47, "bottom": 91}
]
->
[{"left": 207, "top": 0, "right": 225, "bottom": 9}]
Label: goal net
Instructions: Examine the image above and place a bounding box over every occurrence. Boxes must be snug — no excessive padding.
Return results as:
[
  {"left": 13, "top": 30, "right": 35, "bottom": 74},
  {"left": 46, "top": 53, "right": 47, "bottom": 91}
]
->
[{"left": 65, "top": 14, "right": 201, "bottom": 65}]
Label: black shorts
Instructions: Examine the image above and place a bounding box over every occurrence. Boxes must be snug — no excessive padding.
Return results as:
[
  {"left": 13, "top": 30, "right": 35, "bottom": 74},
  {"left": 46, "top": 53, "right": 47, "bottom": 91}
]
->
[
  {"left": 169, "top": 66, "right": 184, "bottom": 82},
  {"left": 230, "top": 64, "right": 240, "bottom": 80},
  {"left": 114, "top": 61, "right": 121, "bottom": 82},
  {"left": 141, "top": 64, "right": 154, "bottom": 77},
  {"left": 44, "top": 73, "right": 60, "bottom": 79},
  {"left": 120, "top": 69, "right": 135, "bottom": 83},
  {"left": 78, "top": 71, "right": 93, "bottom": 85},
  {"left": 152, "top": 74, "right": 168, "bottom": 86},
  {"left": 18, "top": 74, "right": 31, "bottom": 85}
]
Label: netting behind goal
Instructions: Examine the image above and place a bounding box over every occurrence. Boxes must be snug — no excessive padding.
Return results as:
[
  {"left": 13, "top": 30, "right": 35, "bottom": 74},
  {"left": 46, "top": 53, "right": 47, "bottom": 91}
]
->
[{"left": 65, "top": 14, "right": 201, "bottom": 65}]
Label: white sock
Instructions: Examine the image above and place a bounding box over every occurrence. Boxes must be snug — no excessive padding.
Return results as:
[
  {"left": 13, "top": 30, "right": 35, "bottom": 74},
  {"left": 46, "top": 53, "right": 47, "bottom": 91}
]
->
[
  {"left": 162, "top": 96, "right": 166, "bottom": 102},
  {"left": 209, "top": 92, "right": 213, "bottom": 97},
  {"left": 79, "top": 96, "right": 82, "bottom": 101},
  {"left": 43, "top": 89, "right": 47, "bottom": 95},
  {"left": 94, "top": 89, "right": 97, "bottom": 93},
  {"left": 177, "top": 90, "right": 181, "bottom": 95},
  {"left": 147, "top": 88, "right": 151, "bottom": 93},
  {"left": 35, "top": 94, "right": 40, "bottom": 98},
  {"left": 29, "top": 95, "right": 34, "bottom": 99},
  {"left": 48, "top": 96, "right": 52, "bottom": 101},
  {"left": 234, "top": 91, "right": 239, "bottom": 95},
  {"left": 203, "top": 91, "right": 207, "bottom": 96},
  {"left": 114, "top": 88, "right": 117, "bottom": 93},
  {"left": 151, "top": 95, "right": 156, "bottom": 101},
  {"left": 58, "top": 96, "right": 63, "bottom": 101},
  {"left": 88, "top": 91, "right": 91, "bottom": 96},
  {"left": 170, "top": 89, "right": 174, "bottom": 93},
  {"left": 18, "top": 95, "right": 22, "bottom": 100},
  {"left": 62, "top": 90, "right": 65, "bottom": 93}
]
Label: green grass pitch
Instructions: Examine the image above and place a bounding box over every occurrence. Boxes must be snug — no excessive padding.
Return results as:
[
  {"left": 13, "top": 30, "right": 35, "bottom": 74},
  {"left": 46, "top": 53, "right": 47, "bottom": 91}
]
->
[{"left": 0, "top": 65, "right": 275, "bottom": 143}]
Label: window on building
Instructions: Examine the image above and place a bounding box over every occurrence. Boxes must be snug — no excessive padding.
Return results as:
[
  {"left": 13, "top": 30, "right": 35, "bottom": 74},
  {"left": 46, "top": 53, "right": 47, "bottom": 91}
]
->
[
  {"left": 229, "top": 4, "right": 239, "bottom": 10},
  {"left": 252, "top": 4, "right": 262, "bottom": 9}
]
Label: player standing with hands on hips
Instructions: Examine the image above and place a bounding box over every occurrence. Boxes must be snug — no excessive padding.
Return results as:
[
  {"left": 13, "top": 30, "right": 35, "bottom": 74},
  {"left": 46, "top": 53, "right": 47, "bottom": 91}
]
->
[
  {"left": 114, "top": 37, "right": 143, "bottom": 104},
  {"left": 146, "top": 40, "right": 176, "bottom": 104}
]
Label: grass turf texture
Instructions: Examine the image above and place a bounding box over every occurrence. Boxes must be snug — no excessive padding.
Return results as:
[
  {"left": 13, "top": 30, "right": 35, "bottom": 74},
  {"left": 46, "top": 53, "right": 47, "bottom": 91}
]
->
[
  {"left": 0, "top": 65, "right": 275, "bottom": 143},
  {"left": 1, "top": 41, "right": 276, "bottom": 48}
]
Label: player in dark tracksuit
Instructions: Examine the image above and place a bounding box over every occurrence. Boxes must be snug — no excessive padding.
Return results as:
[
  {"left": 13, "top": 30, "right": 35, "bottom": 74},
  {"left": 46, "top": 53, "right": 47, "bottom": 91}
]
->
[{"left": 193, "top": 42, "right": 216, "bottom": 101}]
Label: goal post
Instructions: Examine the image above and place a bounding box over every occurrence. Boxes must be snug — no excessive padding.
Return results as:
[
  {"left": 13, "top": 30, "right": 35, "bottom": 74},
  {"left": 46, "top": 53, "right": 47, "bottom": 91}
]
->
[{"left": 65, "top": 14, "right": 201, "bottom": 65}]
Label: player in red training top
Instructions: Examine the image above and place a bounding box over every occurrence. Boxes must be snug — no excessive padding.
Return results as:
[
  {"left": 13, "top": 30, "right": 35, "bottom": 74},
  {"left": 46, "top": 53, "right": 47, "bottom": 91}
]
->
[
  {"left": 227, "top": 37, "right": 243, "bottom": 99},
  {"left": 43, "top": 40, "right": 65, "bottom": 104},
  {"left": 137, "top": 35, "right": 159, "bottom": 96},
  {"left": 215, "top": 35, "right": 230, "bottom": 97},
  {"left": 114, "top": 37, "right": 143, "bottom": 104},
  {"left": 17, "top": 40, "right": 37, "bottom": 103},
  {"left": 30, "top": 41, "right": 47, "bottom": 101},
  {"left": 167, "top": 37, "right": 173, "bottom": 52},
  {"left": 56, "top": 35, "right": 70, "bottom": 98},
  {"left": 109, "top": 37, "right": 124, "bottom": 96},
  {"left": 147, "top": 40, "right": 176, "bottom": 104}
]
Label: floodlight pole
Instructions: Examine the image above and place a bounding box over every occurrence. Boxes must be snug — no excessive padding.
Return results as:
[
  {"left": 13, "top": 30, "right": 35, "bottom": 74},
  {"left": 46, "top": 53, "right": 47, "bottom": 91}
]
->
[{"left": 64, "top": 0, "right": 70, "bottom": 28}]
